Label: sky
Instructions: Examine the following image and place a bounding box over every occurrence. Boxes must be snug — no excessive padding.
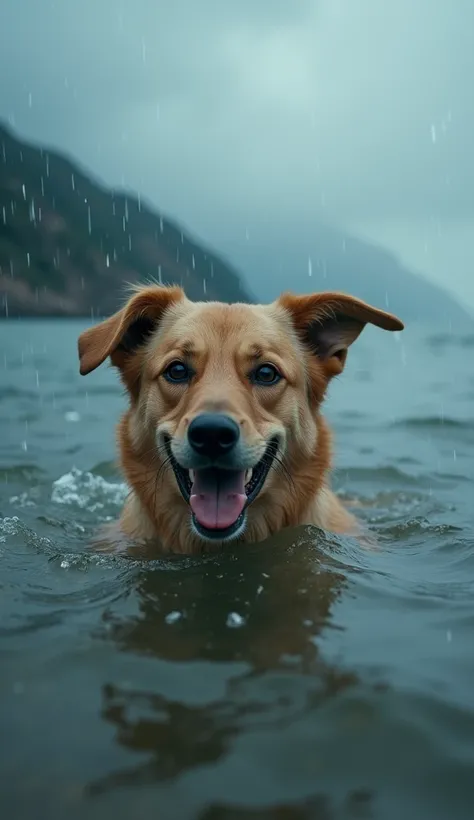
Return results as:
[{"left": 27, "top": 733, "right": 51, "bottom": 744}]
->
[{"left": 2, "top": 0, "right": 474, "bottom": 304}]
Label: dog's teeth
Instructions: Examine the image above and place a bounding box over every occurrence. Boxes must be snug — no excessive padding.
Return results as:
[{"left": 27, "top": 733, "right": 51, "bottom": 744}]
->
[{"left": 245, "top": 469, "right": 252, "bottom": 483}]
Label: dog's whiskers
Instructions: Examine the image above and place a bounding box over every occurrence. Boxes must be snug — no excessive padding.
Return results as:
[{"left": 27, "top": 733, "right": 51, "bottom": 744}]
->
[{"left": 260, "top": 441, "right": 296, "bottom": 495}]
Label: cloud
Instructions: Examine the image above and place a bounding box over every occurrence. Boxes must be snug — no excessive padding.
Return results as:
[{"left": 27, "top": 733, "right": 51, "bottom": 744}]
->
[{"left": 1, "top": 0, "right": 474, "bottom": 239}]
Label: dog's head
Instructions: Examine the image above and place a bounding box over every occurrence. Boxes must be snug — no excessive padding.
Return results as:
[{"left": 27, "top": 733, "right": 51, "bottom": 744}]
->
[{"left": 78, "top": 285, "right": 403, "bottom": 544}]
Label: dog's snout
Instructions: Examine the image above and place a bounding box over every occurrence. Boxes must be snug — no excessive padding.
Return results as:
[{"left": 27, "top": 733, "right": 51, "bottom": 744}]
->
[{"left": 188, "top": 413, "right": 240, "bottom": 459}]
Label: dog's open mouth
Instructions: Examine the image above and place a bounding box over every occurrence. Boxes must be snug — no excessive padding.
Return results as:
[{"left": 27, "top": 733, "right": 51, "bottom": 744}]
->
[{"left": 164, "top": 438, "right": 278, "bottom": 540}]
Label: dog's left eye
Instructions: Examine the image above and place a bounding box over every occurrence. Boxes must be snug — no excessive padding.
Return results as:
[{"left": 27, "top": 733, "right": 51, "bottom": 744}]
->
[
  {"left": 251, "top": 363, "right": 282, "bottom": 385},
  {"left": 163, "top": 360, "right": 191, "bottom": 383}
]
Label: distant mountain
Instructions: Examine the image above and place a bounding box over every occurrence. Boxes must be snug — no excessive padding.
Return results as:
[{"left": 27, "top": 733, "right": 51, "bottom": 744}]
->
[
  {"left": 0, "top": 123, "right": 251, "bottom": 317},
  {"left": 221, "top": 224, "right": 473, "bottom": 329},
  {"left": 1, "top": 122, "right": 470, "bottom": 330}
]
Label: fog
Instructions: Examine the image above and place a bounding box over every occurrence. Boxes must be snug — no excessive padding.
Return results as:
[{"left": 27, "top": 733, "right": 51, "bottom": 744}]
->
[{"left": 2, "top": 0, "right": 474, "bottom": 303}]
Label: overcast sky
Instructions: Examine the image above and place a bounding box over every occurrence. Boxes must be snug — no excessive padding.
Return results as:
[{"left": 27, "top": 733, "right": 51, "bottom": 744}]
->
[{"left": 2, "top": 0, "right": 474, "bottom": 303}]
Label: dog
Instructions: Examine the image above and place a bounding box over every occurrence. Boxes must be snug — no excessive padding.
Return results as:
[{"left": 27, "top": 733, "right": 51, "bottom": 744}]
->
[{"left": 78, "top": 285, "right": 403, "bottom": 555}]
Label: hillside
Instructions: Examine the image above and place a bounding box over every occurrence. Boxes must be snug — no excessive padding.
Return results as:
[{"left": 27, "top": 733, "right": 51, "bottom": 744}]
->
[
  {"left": 0, "top": 123, "right": 251, "bottom": 317},
  {"left": 1, "top": 123, "right": 471, "bottom": 329},
  {"left": 221, "top": 225, "right": 473, "bottom": 329}
]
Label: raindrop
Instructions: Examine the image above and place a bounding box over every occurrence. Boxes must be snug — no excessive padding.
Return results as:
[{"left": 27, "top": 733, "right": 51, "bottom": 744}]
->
[
  {"left": 210, "top": 262, "right": 214, "bottom": 278},
  {"left": 137, "top": 193, "right": 141, "bottom": 212},
  {"left": 431, "top": 124, "right": 437, "bottom": 144},
  {"left": 158, "top": 265, "right": 162, "bottom": 284},
  {"left": 226, "top": 612, "right": 245, "bottom": 629},
  {"left": 124, "top": 200, "right": 129, "bottom": 221},
  {"left": 176, "top": 248, "right": 180, "bottom": 262},
  {"left": 128, "top": 234, "right": 132, "bottom": 251},
  {"left": 71, "top": 174, "right": 75, "bottom": 191},
  {"left": 28, "top": 92, "right": 33, "bottom": 108},
  {"left": 308, "top": 256, "right": 312, "bottom": 277},
  {"left": 29, "top": 200, "right": 36, "bottom": 223},
  {"left": 159, "top": 215, "right": 164, "bottom": 233},
  {"left": 112, "top": 200, "right": 116, "bottom": 216},
  {"left": 45, "top": 154, "right": 50, "bottom": 176},
  {"left": 106, "top": 253, "right": 110, "bottom": 268},
  {"left": 203, "top": 278, "right": 207, "bottom": 295},
  {"left": 26, "top": 252, "right": 30, "bottom": 268},
  {"left": 122, "top": 216, "right": 126, "bottom": 232},
  {"left": 192, "top": 253, "right": 195, "bottom": 270},
  {"left": 1, "top": 142, "right": 6, "bottom": 163},
  {"left": 40, "top": 176, "right": 45, "bottom": 196},
  {"left": 22, "top": 184, "right": 26, "bottom": 200},
  {"left": 2, "top": 206, "right": 6, "bottom": 225},
  {"left": 180, "top": 232, "right": 184, "bottom": 245},
  {"left": 87, "top": 206, "right": 92, "bottom": 234}
]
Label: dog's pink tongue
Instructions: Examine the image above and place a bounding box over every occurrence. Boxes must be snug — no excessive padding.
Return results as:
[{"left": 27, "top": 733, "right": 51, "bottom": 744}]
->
[{"left": 190, "top": 469, "right": 246, "bottom": 530}]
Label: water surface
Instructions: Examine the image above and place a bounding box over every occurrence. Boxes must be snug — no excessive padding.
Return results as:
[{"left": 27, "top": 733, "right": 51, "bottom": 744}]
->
[{"left": 1, "top": 320, "right": 474, "bottom": 820}]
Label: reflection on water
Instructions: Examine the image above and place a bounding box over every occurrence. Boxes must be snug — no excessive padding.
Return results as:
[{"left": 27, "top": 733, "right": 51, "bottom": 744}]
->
[
  {"left": 1, "top": 321, "right": 474, "bottom": 819},
  {"left": 90, "top": 531, "right": 352, "bottom": 795}
]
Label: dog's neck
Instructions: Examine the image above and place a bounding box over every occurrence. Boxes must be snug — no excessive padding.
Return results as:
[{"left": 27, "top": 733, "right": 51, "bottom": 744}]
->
[{"left": 116, "top": 410, "right": 336, "bottom": 554}]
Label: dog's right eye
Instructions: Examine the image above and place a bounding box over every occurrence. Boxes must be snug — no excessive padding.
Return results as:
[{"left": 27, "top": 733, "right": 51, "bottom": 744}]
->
[{"left": 162, "top": 361, "right": 191, "bottom": 383}]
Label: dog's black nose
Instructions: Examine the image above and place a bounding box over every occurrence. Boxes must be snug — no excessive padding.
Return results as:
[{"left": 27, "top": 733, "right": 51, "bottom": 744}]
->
[{"left": 188, "top": 413, "right": 240, "bottom": 459}]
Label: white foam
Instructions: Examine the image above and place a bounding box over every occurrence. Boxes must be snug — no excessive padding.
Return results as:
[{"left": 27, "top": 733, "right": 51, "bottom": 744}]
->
[
  {"left": 226, "top": 612, "right": 246, "bottom": 629},
  {"left": 0, "top": 515, "right": 21, "bottom": 542},
  {"left": 9, "top": 492, "right": 36, "bottom": 508},
  {"left": 165, "top": 611, "right": 183, "bottom": 624},
  {"left": 51, "top": 467, "right": 128, "bottom": 513}
]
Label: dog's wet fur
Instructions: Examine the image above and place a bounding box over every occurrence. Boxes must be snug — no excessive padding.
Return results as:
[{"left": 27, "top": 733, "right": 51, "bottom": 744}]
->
[{"left": 78, "top": 285, "right": 403, "bottom": 555}]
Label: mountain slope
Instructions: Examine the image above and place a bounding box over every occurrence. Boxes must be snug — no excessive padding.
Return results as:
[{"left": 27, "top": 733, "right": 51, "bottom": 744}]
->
[
  {"left": 221, "top": 223, "right": 472, "bottom": 329},
  {"left": 0, "top": 123, "right": 251, "bottom": 317},
  {"left": 1, "top": 122, "right": 470, "bottom": 331}
]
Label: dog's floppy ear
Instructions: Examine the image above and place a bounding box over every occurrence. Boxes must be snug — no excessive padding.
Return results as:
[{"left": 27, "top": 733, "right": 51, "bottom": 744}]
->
[
  {"left": 78, "top": 285, "right": 184, "bottom": 376},
  {"left": 279, "top": 290, "right": 404, "bottom": 374}
]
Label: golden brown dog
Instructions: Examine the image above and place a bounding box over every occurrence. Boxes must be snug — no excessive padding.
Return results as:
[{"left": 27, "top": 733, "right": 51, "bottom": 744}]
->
[{"left": 78, "top": 285, "right": 403, "bottom": 554}]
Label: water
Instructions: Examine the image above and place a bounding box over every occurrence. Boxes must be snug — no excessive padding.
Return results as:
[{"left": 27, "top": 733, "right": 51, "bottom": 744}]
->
[{"left": 1, "top": 319, "right": 474, "bottom": 820}]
